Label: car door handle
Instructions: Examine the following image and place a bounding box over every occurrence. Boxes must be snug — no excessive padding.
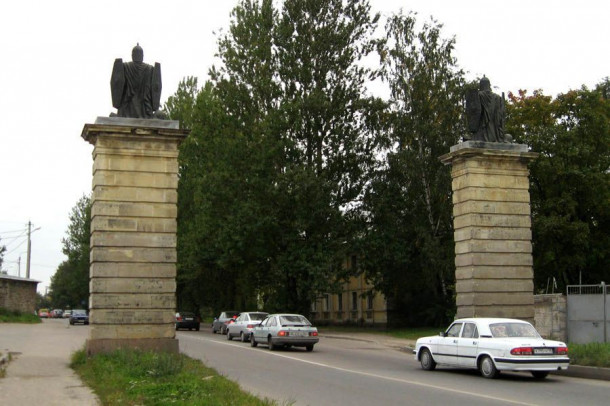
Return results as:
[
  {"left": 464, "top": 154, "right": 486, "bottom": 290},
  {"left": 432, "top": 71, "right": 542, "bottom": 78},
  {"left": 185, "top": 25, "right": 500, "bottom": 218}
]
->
[
  {"left": 473, "top": 341, "right": 477, "bottom": 345},
  {"left": 453, "top": 340, "right": 458, "bottom": 344}
]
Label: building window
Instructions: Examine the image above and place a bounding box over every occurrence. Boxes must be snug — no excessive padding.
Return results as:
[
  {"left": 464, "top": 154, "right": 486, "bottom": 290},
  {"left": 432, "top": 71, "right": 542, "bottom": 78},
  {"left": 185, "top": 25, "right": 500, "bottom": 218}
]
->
[
  {"left": 352, "top": 292, "right": 358, "bottom": 310},
  {"left": 324, "top": 294, "right": 330, "bottom": 311},
  {"left": 338, "top": 293, "right": 343, "bottom": 311},
  {"left": 367, "top": 293, "right": 373, "bottom": 310}
]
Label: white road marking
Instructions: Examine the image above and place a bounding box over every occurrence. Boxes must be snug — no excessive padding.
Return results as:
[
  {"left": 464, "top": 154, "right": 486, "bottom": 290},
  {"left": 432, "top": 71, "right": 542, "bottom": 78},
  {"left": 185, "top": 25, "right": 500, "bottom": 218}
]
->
[{"left": 180, "top": 334, "right": 538, "bottom": 406}]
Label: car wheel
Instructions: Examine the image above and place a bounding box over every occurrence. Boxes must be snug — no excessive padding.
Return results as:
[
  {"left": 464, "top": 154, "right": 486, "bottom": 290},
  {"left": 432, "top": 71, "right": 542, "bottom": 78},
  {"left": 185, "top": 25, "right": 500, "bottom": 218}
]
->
[
  {"left": 531, "top": 371, "right": 549, "bottom": 380},
  {"left": 419, "top": 348, "right": 436, "bottom": 371},
  {"left": 268, "top": 336, "right": 276, "bottom": 351},
  {"left": 175, "top": 325, "right": 179, "bottom": 331},
  {"left": 227, "top": 330, "right": 232, "bottom": 340},
  {"left": 305, "top": 344, "right": 314, "bottom": 352},
  {"left": 250, "top": 335, "right": 258, "bottom": 347},
  {"left": 195, "top": 325, "right": 200, "bottom": 331},
  {"left": 212, "top": 327, "right": 217, "bottom": 334},
  {"left": 479, "top": 356, "right": 500, "bottom": 379},
  {"left": 240, "top": 332, "right": 247, "bottom": 342}
]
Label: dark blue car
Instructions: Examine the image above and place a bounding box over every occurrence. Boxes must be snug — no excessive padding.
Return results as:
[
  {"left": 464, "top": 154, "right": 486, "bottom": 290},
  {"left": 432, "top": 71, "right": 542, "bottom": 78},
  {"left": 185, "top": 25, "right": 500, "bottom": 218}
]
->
[{"left": 69, "top": 309, "right": 89, "bottom": 325}]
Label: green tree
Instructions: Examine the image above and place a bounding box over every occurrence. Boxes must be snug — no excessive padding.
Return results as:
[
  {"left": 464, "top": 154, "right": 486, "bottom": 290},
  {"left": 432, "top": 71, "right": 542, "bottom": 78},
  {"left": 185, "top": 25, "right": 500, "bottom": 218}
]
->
[
  {"left": 49, "top": 195, "right": 91, "bottom": 309},
  {"left": 360, "top": 11, "right": 465, "bottom": 326},
  {"left": 171, "top": 0, "right": 383, "bottom": 316},
  {"left": 506, "top": 79, "right": 610, "bottom": 291},
  {"left": 0, "top": 239, "right": 6, "bottom": 270}
]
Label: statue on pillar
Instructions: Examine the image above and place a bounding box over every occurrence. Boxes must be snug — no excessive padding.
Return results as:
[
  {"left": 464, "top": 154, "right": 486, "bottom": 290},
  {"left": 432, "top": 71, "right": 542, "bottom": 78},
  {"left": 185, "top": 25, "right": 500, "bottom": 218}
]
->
[
  {"left": 110, "top": 44, "right": 162, "bottom": 119},
  {"left": 466, "top": 76, "right": 511, "bottom": 143}
]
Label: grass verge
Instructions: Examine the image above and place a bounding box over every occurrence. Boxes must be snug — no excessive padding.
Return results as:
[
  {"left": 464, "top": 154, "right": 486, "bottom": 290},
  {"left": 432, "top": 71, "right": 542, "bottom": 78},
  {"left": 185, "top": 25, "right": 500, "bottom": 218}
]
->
[
  {"left": 568, "top": 342, "right": 610, "bottom": 368},
  {"left": 319, "top": 326, "right": 439, "bottom": 341},
  {"left": 0, "top": 307, "right": 41, "bottom": 323},
  {"left": 71, "top": 348, "right": 280, "bottom": 405}
]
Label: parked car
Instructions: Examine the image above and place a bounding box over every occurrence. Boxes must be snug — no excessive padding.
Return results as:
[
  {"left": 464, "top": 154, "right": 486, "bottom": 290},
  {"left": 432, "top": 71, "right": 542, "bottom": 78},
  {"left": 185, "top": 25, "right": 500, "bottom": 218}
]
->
[
  {"left": 38, "top": 308, "right": 49, "bottom": 318},
  {"left": 414, "top": 318, "right": 569, "bottom": 379},
  {"left": 63, "top": 310, "right": 72, "bottom": 318},
  {"left": 69, "top": 309, "right": 89, "bottom": 325},
  {"left": 212, "top": 311, "right": 240, "bottom": 334},
  {"left": 226, "top": 311, "right": 269, "bottom": 342},
  {"left": 175, "top": 312, "right": 200, "bottom": 331},
  {"left": 51, "top": 309, "right": 63, "bottom": 318},
  {"left": 250, "top": 313, "right": 319, "bottom": 352}
]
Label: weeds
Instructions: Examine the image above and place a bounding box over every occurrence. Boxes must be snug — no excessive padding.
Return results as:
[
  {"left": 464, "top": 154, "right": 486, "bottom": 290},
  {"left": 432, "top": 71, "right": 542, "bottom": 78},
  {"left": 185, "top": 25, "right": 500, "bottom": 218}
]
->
[{"left": 72, "top": 348, "right": 278, "bottom": 405}]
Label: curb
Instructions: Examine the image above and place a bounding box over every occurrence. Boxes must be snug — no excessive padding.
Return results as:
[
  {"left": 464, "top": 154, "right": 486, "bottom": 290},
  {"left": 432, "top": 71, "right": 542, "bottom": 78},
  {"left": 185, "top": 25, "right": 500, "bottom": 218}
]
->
[{"left": 552, "top": 365, "right": 610, "bottom": 381}]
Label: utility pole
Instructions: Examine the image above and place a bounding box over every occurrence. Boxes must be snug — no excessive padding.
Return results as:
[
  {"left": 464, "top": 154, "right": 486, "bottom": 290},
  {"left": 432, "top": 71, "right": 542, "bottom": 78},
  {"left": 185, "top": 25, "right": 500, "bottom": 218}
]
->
[
  {"left": 18, "top": 256, "right": 21, "bottom": 278},
  {"left": 26, "top": 221, "right": 32, "bottom": 279}
]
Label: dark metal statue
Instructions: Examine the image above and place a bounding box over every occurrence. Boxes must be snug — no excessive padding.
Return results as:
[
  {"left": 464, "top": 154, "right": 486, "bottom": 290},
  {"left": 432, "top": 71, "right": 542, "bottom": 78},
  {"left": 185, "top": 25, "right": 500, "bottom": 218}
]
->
[
  {"left": 466, "top": 76, "right": 509, "bottom": 143},
  {"left": 110, "top": 44, "right": 162, "bottom": 119}
]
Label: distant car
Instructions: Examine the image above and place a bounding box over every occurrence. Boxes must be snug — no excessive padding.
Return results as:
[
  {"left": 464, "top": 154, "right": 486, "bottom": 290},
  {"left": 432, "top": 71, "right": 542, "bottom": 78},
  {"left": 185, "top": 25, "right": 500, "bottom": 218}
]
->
[
  {"left": 69, "top": 309, "right": 89, "bottom": 325},
  {"left": 175, "top": 312, "right": 200, "bottom": 331},
  {"left": 51, "top": 309, "right": 63, "bottom": 318},
  {"left": 38, "top": 308, "right": 49, "bottom": 318},
  {"left": 212, "top": 311, "right": 240, "bottom": 334},
  {"left": 226, "top": 311, "right": 269, "bottom": 342},
  {"left": 63, "top": 310, "right": 72, "bottom": 319},
  {"left": 414, "top": 318, "right": 569, "bottom": 379},
  {"left": 250, "top": 313, "right": 319, "bottom": 352}
]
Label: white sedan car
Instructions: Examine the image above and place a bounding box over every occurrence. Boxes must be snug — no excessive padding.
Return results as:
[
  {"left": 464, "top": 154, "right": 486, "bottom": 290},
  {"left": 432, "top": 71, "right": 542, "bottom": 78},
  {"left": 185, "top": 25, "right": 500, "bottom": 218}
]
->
[{"left": 414, "top": 318, "right": 569, "bottom": 379}]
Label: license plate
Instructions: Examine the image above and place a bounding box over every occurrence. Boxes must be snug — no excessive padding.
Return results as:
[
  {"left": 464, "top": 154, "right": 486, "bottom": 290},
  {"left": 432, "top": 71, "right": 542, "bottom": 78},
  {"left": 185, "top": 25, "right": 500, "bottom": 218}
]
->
[
  {"left": 290, "top": 331, "right": 307, "bottom": 337},
  {"left": 185, "top": 318, "right": 193, "bottom": 321},
  {"left": 534, "top": 348, "right": 553, "bottom": 355}
]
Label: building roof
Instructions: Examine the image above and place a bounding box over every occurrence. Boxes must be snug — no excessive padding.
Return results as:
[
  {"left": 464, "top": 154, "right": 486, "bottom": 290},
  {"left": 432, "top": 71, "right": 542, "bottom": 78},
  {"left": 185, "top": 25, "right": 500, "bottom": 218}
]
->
[{"left": 0, "top": 274, "right": 41, "bottom": 284}]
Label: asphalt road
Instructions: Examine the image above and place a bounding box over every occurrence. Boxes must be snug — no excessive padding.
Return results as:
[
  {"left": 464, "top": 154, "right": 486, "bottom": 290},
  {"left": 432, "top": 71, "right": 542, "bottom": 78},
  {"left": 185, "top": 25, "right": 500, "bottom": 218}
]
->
[{"left": 178, "top": 329, "right": 610, "bottom": 406}]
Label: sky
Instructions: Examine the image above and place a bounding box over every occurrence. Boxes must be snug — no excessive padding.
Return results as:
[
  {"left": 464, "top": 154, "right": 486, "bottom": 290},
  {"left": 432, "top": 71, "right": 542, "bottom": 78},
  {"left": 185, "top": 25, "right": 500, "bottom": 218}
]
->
[{"left": 0, "top": 0, "right": 607, "bottom": 295}]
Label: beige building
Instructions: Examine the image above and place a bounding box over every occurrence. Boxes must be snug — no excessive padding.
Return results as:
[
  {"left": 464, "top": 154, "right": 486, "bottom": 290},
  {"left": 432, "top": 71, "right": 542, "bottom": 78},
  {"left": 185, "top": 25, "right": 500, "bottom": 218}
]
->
[{"left": 310, "top": 256, "right": 387, "bottom": 326}]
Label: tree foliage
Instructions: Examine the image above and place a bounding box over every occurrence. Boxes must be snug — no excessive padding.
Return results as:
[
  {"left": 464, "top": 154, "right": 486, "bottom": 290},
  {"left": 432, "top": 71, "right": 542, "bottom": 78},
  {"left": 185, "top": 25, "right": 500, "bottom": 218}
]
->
[
  {"left": 171, "top": 0, "right": 383, "bottom": 316},
  {"left": 0, "top": 239, "right": 6, "bottom": 270},
  {"left": 506, "top": 79, "right": 610, "bottom": 291},
  {"left": 49, "top": 195, "right": 91, "bottom": 309},
  {"left": 359, "top": 12, "right": 464, "bottom": 326}
]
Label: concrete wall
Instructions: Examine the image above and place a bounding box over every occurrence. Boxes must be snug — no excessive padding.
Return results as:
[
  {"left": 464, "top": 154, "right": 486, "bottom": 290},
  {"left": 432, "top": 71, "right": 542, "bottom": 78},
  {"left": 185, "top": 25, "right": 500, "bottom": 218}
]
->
[
  {"left": 0, "top": 276, "right": 38, "bottom": 314},
  {"left": 534, "top": 294, "right": 567, "bottom": 342}
]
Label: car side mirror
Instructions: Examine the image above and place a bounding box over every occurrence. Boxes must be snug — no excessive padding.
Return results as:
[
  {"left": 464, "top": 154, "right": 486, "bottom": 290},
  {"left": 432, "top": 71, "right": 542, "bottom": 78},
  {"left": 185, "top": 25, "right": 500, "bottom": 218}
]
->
[{"left": 439, "top": 332, "right": 446, "bottom": 337}]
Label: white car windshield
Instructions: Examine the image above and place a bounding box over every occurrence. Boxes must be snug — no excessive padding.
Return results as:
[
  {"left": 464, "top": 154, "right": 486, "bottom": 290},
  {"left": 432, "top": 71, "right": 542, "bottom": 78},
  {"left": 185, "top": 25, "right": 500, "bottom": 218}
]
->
[
  {"left": 489, "top": 322, "right": 539, "bottom": 338},
  {"left": 280, "top": 315, "right": 311, "bottom": 326}
]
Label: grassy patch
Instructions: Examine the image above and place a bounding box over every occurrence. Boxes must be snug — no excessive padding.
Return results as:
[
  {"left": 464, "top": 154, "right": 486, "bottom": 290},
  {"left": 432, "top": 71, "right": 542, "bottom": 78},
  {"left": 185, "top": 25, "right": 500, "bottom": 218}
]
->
[
  {"left": 568, "top": 342, "right": 610, "bottom": 368},
  {"left": 71, "top": 348, "right": 279, "bottom": 405},
  {"left": 0, "top": 307, "right": 41, "bottom": 323}
]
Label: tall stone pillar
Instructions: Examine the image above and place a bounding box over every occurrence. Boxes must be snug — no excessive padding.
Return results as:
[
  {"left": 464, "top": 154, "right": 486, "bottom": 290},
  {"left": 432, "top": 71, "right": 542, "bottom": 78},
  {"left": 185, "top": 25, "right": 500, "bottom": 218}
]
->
[
  {"left": 440, "top": 141, "right": 538, "bottom": 322},
  {"left": 81, "top": 117, "right": 188, "bottom": 355}
]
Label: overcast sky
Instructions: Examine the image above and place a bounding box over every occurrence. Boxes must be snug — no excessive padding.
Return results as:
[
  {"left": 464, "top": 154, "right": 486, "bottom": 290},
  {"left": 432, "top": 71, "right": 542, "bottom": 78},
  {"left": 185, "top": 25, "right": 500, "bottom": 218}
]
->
[{"left": 0, "top": 0, "right": 607, "bottom": 294}]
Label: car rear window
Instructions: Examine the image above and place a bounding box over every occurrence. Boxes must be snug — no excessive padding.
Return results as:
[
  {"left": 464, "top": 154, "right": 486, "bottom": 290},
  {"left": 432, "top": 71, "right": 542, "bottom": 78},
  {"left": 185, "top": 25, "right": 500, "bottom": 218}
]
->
[
  {"left": 489, "top": 322, "right": 539, "bottom": 338},
  {"left": 280, "top": 315, "right": 311, "bottom": 326},
  {"left": 250, "top": 313, "right": 267, "bottom": 321}
]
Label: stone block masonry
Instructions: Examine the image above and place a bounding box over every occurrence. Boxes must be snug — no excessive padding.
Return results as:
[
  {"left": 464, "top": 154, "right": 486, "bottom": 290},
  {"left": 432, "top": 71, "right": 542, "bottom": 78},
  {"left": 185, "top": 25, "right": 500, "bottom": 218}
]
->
[
  {"left": 440, "top": 142, "right": 539, "bottom": 322},
  {"left": 82, "top": 117, "right": 188, "bottom": 355}
]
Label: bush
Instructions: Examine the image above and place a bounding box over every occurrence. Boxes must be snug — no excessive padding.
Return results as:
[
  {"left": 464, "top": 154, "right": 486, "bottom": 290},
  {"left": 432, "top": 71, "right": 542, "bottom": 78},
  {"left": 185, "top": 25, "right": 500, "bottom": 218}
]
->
[
  {"left": 0, "top": 307, "right": 41, "bottom": 323},
  {"left": 568, "top": 342, "right": 610, "bottom": 368}
]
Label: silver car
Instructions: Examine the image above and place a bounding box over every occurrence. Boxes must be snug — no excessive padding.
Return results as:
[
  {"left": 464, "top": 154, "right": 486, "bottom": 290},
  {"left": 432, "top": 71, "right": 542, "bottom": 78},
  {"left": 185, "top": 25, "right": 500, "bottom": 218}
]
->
[
  {"left": 250, "top": 313, "right": 319, "bottom": 351},
  {"left": 226, "top": 311, "right": 269, "bottom": 342}
]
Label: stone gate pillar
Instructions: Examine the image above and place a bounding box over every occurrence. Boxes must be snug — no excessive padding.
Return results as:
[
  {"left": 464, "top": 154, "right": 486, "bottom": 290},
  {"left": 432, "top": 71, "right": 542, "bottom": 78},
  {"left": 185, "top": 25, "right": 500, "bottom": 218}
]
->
[
  {"left": 440, "top": 141, "right": 538, "bottom": 322},
  {"left": 81, "top": 117, "right": 188, "bottom": 355}
]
